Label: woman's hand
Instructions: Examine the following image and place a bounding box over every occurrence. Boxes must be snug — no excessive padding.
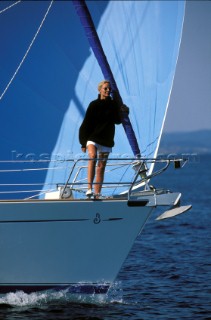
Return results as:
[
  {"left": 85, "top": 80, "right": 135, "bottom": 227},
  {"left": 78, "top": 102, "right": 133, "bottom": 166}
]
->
[{"left": 121, "top": 104, "right": 129, "bottom": 114}]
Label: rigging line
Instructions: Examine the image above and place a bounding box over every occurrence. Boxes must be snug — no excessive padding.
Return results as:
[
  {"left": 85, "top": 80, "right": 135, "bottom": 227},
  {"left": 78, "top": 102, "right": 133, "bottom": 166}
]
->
[
  {"left": 0, "top": 183, "right": 58, "bottom": 186},
  {"left": 0, "top": 166, "right": 66, "bottom": 173},
  {"left": 0, "top": 189, "right": 49, "bottom": 194},
  {"left": 0, "top": 0, "right": 54, "bottom": 101},
  {"left": 24, "top": 189, "right": 56, "bottom": 200},
  {"left": 0, "top": 159, "right": 74, "bottom": 163},
  {"left": 0, "top": 0, "right": 21, "bottom": 14}
]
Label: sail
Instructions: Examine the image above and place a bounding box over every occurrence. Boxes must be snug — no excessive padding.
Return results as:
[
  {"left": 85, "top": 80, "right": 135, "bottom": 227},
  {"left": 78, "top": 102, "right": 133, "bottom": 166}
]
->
[{"left": 0, "top": 1, "right": 185, "bottom": 198}]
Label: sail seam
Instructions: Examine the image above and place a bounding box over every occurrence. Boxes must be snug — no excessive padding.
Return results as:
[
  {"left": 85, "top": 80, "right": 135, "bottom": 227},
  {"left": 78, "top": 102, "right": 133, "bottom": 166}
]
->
[
  {"left": 0, "top": 0, "right": 54, "bottom": 102},
  {"left": 0, "top": 0, "right": 21, "bottom": 15}
]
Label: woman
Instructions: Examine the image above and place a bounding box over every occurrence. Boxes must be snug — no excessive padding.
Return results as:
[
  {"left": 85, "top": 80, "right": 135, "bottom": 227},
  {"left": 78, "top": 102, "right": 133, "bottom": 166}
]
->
[{"left": 79, "top": 80, "right": 128, "bottom": 197}]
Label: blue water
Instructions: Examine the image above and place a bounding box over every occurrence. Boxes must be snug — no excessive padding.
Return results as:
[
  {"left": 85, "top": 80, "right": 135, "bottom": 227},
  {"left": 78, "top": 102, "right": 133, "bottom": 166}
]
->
[{"left": 0, "top": 154, "right": 210, "bottom": 319}]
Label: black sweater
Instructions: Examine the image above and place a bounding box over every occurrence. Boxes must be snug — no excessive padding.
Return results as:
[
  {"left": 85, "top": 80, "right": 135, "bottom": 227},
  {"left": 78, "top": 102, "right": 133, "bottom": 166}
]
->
[{"left": 79, "top": 96, "right": 122, "bottom": 148}]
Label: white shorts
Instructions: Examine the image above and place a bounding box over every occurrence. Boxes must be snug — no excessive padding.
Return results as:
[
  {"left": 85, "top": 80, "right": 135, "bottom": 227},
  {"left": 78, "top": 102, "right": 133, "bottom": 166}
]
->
[{"left": 87, "top": 141, "right": 112, "bottom": 153}]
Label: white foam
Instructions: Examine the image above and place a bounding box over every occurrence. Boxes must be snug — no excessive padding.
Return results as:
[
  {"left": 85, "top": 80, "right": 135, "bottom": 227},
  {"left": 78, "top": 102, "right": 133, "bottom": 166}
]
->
[
  {"left": 0, "top": 290, "right": 49, "bottom": 307},
  {"left": 0, "top": 282, "right": 123, "bottom": 307}
]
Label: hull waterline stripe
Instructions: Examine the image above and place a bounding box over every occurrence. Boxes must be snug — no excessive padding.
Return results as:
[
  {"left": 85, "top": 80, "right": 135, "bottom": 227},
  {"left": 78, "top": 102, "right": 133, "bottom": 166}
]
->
[
  {"left": 0, "top": 218, "right": 123, "bottom": 223},
  {"left": 0, "top": 219, "right": 89, "bottom": 224}
]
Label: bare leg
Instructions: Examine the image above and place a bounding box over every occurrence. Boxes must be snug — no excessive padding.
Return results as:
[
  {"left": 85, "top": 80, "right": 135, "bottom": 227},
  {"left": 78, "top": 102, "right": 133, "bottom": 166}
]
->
[
  {"left": 94, "top": 152, "right": 109, "bottom": 194},
  {"left": 87, "top": 144, "right": 97, "bottom": 190}
]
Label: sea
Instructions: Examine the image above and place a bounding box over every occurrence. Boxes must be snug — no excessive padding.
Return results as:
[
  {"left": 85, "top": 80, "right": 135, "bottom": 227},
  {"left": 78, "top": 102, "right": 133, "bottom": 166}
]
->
[{"left": 0, "top": 154, "right": 210, "bottom": 320}]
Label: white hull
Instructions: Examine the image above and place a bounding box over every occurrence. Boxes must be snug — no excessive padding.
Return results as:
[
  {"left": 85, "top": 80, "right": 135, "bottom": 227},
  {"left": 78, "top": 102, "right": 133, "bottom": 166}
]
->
[{"left": 0, "top": 199, "right": 154, "bottom": 294}]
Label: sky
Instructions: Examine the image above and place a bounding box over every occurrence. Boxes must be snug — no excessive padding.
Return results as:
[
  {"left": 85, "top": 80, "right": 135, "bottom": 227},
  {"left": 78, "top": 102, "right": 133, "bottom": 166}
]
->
[{"left": 164, "top": 0, "right": 211, "bottom": 133}]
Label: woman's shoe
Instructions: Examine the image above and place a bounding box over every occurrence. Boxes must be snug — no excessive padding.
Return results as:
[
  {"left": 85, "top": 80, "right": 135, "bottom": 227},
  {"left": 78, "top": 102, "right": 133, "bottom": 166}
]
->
[
  {"left": 86, "top": 189, "right": 93, "bottom": 197},
  {"left": 94, "top": 193, "right": 102, "bottom": 199}
]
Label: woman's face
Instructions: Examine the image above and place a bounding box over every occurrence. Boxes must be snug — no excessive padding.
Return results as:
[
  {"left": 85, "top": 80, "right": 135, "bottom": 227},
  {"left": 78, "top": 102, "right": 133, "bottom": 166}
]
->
[{"left": 100, "top": 83, "right": 111, "bottom": 99}]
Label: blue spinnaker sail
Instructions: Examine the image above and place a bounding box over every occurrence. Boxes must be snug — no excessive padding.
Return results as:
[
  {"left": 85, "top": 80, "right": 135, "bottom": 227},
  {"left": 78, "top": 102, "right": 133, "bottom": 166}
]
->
[{"left": 0, "top": 1, "right": 185, "bottom": 198}]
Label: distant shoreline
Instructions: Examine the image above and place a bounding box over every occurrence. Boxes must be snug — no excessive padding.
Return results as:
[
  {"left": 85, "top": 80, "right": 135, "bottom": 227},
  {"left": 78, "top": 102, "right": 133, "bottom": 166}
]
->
[{"left": 160, "top": 129, "right": 211, "bottom": 154}]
